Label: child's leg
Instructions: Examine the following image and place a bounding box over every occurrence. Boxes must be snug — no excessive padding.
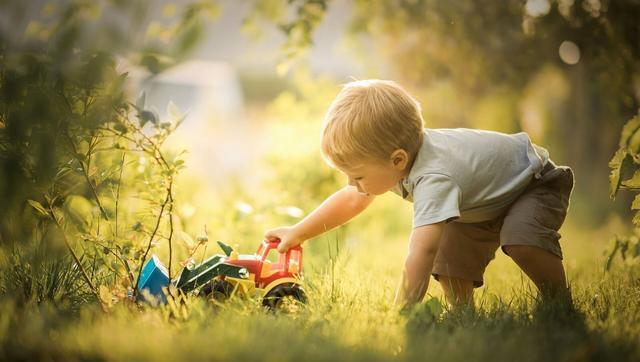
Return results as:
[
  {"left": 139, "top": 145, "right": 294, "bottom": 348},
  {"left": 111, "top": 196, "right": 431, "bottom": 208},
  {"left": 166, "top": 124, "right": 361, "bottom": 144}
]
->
[
  {"left": 432, "top": 218, "right": 502, "bottom": 309},
  {"left": 438, "top": 276, "right": 474, "bottom": 307},
  {"left": 499, "top": 165, "right": 574, "bottom": 302},
  {"left": 502, "top": 244, "right": 570, "bottom": 299}
]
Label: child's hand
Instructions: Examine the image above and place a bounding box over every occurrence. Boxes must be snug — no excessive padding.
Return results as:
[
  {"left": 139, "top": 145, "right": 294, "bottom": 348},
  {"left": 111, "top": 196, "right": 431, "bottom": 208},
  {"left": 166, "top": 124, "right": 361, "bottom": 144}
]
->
[
  {"left": 262, "top": 186, "right": 374, "bottom": 255},
  {"left": 264, "top": 226, "right": 303, "bottom": 253}
]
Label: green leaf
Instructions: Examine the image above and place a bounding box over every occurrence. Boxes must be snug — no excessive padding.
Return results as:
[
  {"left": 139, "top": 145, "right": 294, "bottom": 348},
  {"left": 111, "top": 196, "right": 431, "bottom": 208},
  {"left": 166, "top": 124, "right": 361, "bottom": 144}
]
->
[
  {"left": 138, "top": 110, "right": 158, "bottom": 127},
  {"left": 629, "top": 125, "right": 640, "bottom": 156},
  {"left": 167, "top": 101, "right": 181, "bottom": 120},
  {"left": 633, "top": 211, "right": 640, "bottom": 227},
  {"left": 175, "top": 22, "right": 202, "bottom": 55},
  {"left": 605, "top": 238, "right": 621, "bottom": 271},
  {"left": 174, "top": 116, "right": 186, "bottom": 130},
  {"left": 609, "top": 148, "right": 625, "bottom": 170},
  {"left": 620, "top": 113, "right": 640, "bottom": 149},
  {"left": 631, "top": 194, "right": 640, "bottom": 210},
  {"left": 162, "top": 168, "right": 175, "bottom": 177},
  {"left": 609, "top": 150, "right": 636, "bottom": 199},
  {"left": 141, "top": 54, "right": 162, "bottom": 74},
  {"left": 622, "top": 170, "right": 640, "bottom": 189},
  {"left": 113, "top": 122, "right": 128, "bottom": 134},
  {"left": 27, "top": 199, "right": 49, "bottom": 216},
  {"left": 424, "top": 297, "right": 444, "bottom": 317},
  {"left": 64, "top": 195, "right": 93, "bottom": 230}
]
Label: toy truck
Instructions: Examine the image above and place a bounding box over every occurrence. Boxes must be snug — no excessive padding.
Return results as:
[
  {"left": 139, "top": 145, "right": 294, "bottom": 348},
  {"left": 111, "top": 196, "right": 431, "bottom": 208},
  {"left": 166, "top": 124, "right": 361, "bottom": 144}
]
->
[{"left": 137, "top": 239, "right": 306, "bottom": 309}]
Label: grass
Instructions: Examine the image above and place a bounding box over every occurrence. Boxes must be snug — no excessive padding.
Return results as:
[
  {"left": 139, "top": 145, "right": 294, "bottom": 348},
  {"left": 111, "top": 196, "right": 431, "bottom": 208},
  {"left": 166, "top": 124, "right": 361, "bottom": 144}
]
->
[
  {"left": 0, "top": 268, "right": 638, "bottom": 361},
  {"left": 1, "top": 214, "right": 639, "bottom": 361}
]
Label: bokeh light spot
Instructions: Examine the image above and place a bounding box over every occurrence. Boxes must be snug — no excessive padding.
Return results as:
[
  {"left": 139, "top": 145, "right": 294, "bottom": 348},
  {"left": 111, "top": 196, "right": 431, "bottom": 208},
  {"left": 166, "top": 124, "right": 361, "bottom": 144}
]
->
[
  {"left": 525, "top": 0, "right": 551, "bottom": 17},
  {"left": 559, "top": 41, "right": 581, "bottom": 65}
]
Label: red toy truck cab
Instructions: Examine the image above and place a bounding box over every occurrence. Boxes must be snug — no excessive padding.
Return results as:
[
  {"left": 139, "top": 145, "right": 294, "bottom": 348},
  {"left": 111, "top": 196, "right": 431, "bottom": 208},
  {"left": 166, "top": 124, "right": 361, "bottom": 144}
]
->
[{"left": 224, "top": 240, "right": 303, "bottom": 289}]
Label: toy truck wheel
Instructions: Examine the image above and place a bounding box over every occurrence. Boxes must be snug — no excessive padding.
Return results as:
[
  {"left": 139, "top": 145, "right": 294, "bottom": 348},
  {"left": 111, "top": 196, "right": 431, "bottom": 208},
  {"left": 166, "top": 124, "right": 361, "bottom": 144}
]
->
[
  {"left": 199, "top": 279, "right": 233, "bottom": 301},
  {"left": 262, "top": 283, "right": 307, "bottom": 311}
]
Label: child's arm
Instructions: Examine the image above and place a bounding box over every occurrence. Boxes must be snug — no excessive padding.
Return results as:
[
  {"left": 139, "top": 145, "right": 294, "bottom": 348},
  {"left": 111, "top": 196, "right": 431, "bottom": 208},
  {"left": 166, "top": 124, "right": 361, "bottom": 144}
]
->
[
  {"left": 394, "top": 222, "right": 445, "bottom": 310},
  {"left": 265, "top": 185, "right": 375, "bottom": 253}
]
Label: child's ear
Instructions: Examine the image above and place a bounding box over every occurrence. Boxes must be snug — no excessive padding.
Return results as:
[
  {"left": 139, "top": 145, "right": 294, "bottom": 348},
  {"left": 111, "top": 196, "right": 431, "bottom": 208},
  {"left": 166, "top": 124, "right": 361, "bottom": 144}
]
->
[{"left": 391, "top": 149, "right": 408, "bottom": 169}]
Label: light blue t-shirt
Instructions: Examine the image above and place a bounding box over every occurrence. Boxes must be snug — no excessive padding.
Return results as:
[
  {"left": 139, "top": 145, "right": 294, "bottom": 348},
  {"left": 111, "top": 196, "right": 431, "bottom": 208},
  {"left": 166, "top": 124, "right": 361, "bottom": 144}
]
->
[{"left": 390, "top": 128, "right": 549, "bottom": 227}]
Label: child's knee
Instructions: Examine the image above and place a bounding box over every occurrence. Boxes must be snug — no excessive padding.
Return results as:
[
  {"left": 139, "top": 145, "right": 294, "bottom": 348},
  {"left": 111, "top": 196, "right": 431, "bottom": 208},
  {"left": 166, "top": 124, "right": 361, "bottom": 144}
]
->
[
  {"left": 503, "top": 244, "right": 531, "bottom": 261},
  {"left": 503, "top": 244, "right": 554, "bottom": 264}
]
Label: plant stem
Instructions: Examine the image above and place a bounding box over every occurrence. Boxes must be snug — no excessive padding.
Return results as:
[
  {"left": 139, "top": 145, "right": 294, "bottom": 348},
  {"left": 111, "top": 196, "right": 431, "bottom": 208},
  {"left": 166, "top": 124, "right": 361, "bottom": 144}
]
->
[
  {"left": 167, "top": 181, "right": 174, "bottom": 279},
  {"left": 115, "top": 153, "right": 124, "bottom": 238},
  {"left": 133, "top": 188, "right": 171, "bottom": 295},
  {"left": 49, "top": 205, "right": 100, "bottom": 303}
]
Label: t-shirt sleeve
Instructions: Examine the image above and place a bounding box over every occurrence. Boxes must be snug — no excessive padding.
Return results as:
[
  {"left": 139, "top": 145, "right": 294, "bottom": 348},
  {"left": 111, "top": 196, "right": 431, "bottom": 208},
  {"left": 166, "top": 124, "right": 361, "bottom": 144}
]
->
[{"left": 412, "top": 174, "right": 462, "bottom": 228}]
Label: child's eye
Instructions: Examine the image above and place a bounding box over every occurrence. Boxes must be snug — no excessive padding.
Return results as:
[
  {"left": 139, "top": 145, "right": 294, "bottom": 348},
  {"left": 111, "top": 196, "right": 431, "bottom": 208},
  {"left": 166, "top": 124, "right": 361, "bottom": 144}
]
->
[{"left": 354, "top": 177, "right": 363, "bottom": 181}]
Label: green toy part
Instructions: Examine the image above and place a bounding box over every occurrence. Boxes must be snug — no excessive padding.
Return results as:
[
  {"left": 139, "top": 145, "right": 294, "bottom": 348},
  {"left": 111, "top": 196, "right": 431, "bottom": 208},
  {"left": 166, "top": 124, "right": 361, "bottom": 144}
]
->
[
  {"left": 217, "top": 240, "right": 234, "bottom": 256},
  {"left": 175, "top": 254, "right": 248, "bottom": 293}
]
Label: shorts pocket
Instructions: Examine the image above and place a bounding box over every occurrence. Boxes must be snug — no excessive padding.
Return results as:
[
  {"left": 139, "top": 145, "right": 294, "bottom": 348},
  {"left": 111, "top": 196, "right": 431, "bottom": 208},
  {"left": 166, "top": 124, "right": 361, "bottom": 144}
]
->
[{"left": 533, "top": 187, "right": 570, "bottom": 233}]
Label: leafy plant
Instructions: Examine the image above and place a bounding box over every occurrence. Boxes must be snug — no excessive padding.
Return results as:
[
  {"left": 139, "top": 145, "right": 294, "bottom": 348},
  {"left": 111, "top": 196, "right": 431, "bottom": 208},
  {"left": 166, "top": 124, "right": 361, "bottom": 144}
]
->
[
  {"left": 0, "top": 0, "right": 213, "bottom": 307},
  {"left": 607, "top": 110, "right": 640, "bottom": 269},
  {"left": 605, "top": 235, "right": 640, "bottom": 271},
  {"left": 243, "top": 0, "right": 328, "bottom": 75}
]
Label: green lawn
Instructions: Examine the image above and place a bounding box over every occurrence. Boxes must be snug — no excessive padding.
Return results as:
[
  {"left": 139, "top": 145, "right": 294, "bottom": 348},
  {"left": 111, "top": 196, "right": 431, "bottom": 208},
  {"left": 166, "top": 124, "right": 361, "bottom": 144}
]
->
[{"left": 2, "top": 213, "right": 639, "bottom": 361}]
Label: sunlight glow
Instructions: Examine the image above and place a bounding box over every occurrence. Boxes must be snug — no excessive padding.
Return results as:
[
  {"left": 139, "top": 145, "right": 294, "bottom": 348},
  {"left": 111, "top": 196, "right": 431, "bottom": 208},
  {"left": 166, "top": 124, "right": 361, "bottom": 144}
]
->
[
  {"left": 525, "top": 0, "right": 551, "bottom": 17},
  {"left": 559, "top": 41, "right": 580, "bottom": 65},
  {"left": 235, "top": 201, "right": 254, "bottom": 214}
]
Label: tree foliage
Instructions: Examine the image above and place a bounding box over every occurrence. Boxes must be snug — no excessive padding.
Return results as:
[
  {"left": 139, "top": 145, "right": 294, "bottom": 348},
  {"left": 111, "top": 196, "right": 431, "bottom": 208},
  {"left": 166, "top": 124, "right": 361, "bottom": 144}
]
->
[{"left": 607, "top": 110, "right": 640, "bottom": 270}]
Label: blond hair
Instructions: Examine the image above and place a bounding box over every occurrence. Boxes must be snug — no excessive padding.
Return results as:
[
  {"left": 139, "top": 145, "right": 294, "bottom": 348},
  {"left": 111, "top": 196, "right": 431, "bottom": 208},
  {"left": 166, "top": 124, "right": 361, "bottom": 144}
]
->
[{"left": 321, "top": 79, "right": 424, "bottom": 169}]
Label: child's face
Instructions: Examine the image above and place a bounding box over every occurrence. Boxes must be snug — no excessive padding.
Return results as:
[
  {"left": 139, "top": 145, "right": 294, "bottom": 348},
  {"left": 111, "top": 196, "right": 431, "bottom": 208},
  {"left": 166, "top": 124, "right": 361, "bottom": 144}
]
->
[{"left": 338, "top": 153, "right": 409, "bottom": 196}]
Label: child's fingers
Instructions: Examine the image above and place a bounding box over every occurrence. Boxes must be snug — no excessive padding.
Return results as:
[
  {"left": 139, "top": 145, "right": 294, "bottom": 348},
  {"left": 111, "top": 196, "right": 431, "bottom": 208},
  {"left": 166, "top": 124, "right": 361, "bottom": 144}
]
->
[
  {"left": 264, "top": 229, "right": 279, "bottom": 239},
  {"left": 277, "top": 242, "right": 289, "bottom": 253}
]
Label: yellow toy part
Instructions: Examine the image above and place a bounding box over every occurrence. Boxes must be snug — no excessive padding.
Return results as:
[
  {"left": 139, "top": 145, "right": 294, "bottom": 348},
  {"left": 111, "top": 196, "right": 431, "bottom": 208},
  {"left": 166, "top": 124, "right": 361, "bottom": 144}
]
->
[
  {"left": 224, "top": 276, "right": 258, "bottom": 298},
  {"left": 229, "top": 244, "right": 240, "bottom": 261}
]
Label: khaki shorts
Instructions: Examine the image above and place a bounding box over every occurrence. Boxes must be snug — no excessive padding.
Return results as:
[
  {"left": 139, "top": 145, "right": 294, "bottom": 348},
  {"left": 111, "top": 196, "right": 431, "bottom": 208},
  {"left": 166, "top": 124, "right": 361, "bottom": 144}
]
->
[{"left": 432, "top": 161, "right": 574, "bottom": 288}]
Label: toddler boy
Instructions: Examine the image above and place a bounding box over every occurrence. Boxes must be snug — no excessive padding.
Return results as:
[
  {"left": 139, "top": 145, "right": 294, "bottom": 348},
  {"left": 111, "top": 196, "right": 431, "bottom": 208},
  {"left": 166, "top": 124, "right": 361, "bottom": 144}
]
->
[{"left": 265, "top": 80, "right": 574, "bottom": 308}]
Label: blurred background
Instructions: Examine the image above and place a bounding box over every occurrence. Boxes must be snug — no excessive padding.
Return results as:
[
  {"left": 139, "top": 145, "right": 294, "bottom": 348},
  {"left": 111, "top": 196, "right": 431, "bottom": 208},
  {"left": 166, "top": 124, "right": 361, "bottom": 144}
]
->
[
  {"left": 126, "top": 0, "right": 639, "bottom": 227},
  {"left": 141, "top": 0, "right": 639, "bottom": 250}
]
